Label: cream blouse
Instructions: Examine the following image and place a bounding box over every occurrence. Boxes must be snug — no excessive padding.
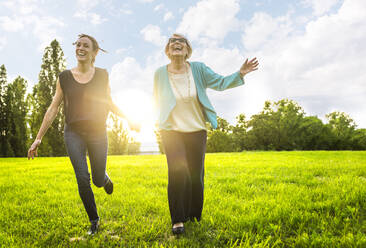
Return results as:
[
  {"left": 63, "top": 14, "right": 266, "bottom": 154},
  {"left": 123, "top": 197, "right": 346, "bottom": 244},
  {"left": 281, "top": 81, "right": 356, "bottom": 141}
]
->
[{"left": 167, "top": 67, "right": 206, "bottom": 132}]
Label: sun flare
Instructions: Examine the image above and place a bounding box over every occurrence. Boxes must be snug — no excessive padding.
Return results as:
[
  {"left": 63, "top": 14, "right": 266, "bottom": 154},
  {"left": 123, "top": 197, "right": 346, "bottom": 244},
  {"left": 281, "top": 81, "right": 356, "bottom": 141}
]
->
[{"left": 112, "top": 89, "right": 157, "bottom": 143}]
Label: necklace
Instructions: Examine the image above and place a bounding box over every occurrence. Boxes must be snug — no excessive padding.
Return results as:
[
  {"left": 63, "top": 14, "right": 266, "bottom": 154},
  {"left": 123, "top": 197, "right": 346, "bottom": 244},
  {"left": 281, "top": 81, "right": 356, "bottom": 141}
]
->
[{"left": 169, "top": 63, "right": 191, "bottom": 103}]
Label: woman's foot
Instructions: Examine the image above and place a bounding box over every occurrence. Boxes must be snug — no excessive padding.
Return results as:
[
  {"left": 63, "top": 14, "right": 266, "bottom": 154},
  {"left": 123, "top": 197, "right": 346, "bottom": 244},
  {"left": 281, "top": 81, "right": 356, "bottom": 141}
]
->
[
  {"left": 104, "top": 178, "right": 113, "bottom": 195},
  {"left": 87, "top": 220, "right": 99, "bottom": 235},
  {"left": 172, "top": 222, "right": 185, "bottom": 235}
]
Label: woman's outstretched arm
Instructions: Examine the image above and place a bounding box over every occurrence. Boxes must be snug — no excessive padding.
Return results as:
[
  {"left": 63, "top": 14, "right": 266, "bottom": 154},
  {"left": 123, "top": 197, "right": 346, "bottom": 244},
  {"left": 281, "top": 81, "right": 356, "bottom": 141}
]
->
[
  {"left": 28, "top": 79, "right": 63, "bottom": 159},
  {"left": 202, "top": 57, "right": 259, "bottom": 91}
]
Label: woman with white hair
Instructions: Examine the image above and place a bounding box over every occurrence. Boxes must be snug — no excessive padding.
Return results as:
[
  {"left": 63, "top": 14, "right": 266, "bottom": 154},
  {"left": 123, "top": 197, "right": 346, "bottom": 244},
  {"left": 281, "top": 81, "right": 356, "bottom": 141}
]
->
[{"left": 153, "top": 33, "right": 258, "bottom": 235}]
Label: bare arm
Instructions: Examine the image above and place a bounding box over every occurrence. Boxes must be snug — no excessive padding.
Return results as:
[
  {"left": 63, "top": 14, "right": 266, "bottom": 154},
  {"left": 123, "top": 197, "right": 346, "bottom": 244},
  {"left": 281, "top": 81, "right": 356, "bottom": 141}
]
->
[{"left": 28, "top": 79, "right": 63, "bottom": 159}]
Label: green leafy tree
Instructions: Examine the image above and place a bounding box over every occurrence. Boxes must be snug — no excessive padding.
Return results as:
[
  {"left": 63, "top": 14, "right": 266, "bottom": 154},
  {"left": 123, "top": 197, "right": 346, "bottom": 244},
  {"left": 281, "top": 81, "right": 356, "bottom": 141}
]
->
[
  {"left": 231, "top": 114, "right": 248, "bottom": 152},
  {"left": 30, "top": 39, "right": 66, "bottom": 156},
  {"left": 0, "top": 64, "right": 14, "bottom": 156},
  {"left": 351, "top": 129, "right": 366, "bottom": 150},
  {"left": 127, "top": 141, "right": 141, "bottom": 155},
  {"left": 108, "top": 115, "right": 130, "bottom": 155},
  {"left": 247, "top": 99, "right": 305, "bottom": 150},
  {"left": 216, "top": 116, "right": 231, "bottom": 133},
  {"left": 107, "top": 115, "right": 140, "bottom": 155},
  {"left": 246, "top": 101, "right": 276, "bottom": 150},
  {"left": 207, "top": 116, "right": 235, "bottom": 152},
  {"left": 206, "top": 130, "right": 234, "bottom": 152},
  {"left": 326, "top": 111, "right": 356, "bottom": 150},
  {"left": 4, "top": 77, "right": 29, "bottom": 156},
  {"left": 298, "top": 116, "right": 332, "bottom": 150}
]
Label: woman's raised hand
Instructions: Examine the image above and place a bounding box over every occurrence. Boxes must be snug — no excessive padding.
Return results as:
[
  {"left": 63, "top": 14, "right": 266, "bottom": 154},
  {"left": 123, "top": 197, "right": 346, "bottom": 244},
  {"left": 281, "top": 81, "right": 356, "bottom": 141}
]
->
[
  {"left": 240, "top": 57, "right": 259, "bottom": 78},
  {"left": 28, "top": 139, "right": 42, "bottom": 160}
]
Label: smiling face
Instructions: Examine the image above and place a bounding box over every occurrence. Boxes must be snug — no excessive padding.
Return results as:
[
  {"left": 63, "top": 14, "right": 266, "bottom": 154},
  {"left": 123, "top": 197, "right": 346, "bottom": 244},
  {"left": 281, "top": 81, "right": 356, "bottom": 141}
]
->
[
  {"left": 75, "top": 36, "right": 98, "bottom": 64},
  {"left": 165, "top": 34, "right": 192, "bottom": 61}
]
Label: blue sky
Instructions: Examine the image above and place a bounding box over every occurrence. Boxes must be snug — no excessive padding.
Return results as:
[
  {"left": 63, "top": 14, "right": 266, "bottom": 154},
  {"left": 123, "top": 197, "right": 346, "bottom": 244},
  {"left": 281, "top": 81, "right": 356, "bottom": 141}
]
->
[{"left": 1, "top": 0, "right": 365, "bottom": 143}]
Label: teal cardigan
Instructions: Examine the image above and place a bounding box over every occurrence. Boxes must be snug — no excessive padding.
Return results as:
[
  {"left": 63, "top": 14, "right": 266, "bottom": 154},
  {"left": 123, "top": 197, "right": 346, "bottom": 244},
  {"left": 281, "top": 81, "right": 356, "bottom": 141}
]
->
[{"left": 153, "top": 61, "right": 244, "bottom": 130}]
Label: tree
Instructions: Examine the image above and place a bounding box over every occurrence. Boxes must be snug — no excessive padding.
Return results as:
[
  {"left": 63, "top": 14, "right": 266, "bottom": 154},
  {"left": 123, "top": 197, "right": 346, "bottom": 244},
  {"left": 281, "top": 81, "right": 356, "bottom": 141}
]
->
[
  {"left": 0, "top": 64, "right": 14, "bottom": 157},
  {"left": 107, "top": 115, "right": 130, "bottom": 155},
  {"left": 206, "top": 130, "right": 234, "bottom": 152},
  {"left": 30, "top": 39, "right": 66, "bottom": 156},
  {"left": 298, "top": 116, "right": 332, "bottom": 150},
  {"left": 351, "top": 129, "right": 366, "bottom": 150},
  {"left": 107, "top": 115, "right": 140, "bottom": 155},
  {"left": 246, "top": 99, "right": 305, "bottom": 150},
  {"left": 127, "top": 141, "right": 141, "bottom": 155},
  {"left": 216, "top": 116, "right": 231, "bottom": 133},
  {"left": 207, "top": 116, "right": 235, "bottom": 152},
  {"left": 326, "top": 111, "right": 356, "bottom": 150},
  {"left": 4, "top": 77, "right": 29, "bottom": 156},
  {"left": 231, "top": 114, "right": 248, "bottom": 152}
]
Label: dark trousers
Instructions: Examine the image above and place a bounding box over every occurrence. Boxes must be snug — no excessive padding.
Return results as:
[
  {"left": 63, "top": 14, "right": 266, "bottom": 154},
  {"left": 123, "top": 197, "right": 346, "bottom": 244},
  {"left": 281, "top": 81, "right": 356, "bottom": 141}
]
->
[
  {"left": 160, "top": 130, "right": 207, "bottom": 224},
  {"left": 64, "top": 124, "right": 109, "bottom": 222}
]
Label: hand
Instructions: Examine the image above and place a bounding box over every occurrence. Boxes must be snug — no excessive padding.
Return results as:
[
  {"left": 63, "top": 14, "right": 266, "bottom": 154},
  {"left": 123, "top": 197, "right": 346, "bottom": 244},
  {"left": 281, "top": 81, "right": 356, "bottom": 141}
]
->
[
  {"left": 28, "top": 139, "right": 41, "bottom": 160},
  {"left": 128, "top": 120, "right": 141, "bottom": 133},
  {"left": 240, "top": 57, "right": 259, "bottom": 78}
]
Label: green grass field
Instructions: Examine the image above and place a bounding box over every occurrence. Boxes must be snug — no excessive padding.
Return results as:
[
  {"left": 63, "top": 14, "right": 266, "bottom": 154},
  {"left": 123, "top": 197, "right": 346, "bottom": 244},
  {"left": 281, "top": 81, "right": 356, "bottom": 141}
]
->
[{"left": 0, "top": 151, "right": 365, "bottom": 247}]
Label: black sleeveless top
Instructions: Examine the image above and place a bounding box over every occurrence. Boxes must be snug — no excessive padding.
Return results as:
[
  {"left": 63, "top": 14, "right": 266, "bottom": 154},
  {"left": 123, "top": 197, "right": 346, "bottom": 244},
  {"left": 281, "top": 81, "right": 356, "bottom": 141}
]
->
[{"left": 59, "top": 67, "right": 111, "bottom": 128}]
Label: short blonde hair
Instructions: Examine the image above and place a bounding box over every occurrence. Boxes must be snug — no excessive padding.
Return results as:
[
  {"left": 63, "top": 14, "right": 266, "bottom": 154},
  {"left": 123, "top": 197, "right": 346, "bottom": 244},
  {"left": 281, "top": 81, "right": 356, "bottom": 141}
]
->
[{"left": 165, "top": 33, "right": 192, "bottom": 60}]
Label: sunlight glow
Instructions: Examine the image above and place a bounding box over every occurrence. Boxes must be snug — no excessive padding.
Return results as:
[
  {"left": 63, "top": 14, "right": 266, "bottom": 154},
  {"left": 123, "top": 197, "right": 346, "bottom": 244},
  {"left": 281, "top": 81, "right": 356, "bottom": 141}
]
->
[{"left": 112, "top": 89, "right": 157, "bottom": 143}]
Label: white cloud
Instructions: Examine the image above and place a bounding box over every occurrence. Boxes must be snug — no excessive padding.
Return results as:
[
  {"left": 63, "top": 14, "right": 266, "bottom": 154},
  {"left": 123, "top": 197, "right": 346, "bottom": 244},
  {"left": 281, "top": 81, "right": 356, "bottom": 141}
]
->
[
  {"left": 163, "top": 11, "right": 174, "bottom": 21},
  {"left": 137, "top": 0, "right": 155, "bottom": 3},
  {"left": 177, "top": 0, "right": 240, "bottom": 43},
  {"left": 0, "top": 16, "right": 24, "bottom": 32},
  {"left": 31, "top": 15, "right": 65, "bottom": 49},
  {"left": 90, "top": 13, "right": 107, "bottom": 25},
  {"left": 120, "top": 9, "right": 133, "bottom": 15},
  {"left": 0, "top": 0, "right": 65, "bottom": 50},
  {"left": 0, "top": 37, "right": 7, "bottom": 50},
  {"left": 74, "top": 11, "right": 107, "bottom": 25},
  {"left": 242, "top": 12, "right": 293, "bottom": 51},
  {"left": 140, "top": 24, "right": 167, "bottom": 46},
  {"left": 241, "top": 0, "right": 366, "bottom": 127},
  {"left": 302, "top": 0, "right": 340, "bottom": 16},
  {"left": 76, "top": 0, "right": 100, "bottom": 10},
  {"left": 1, "top": 0, "right": 38, "bottom": 15},
  {"left": 110, "top": 57, "right": 148, "bottom": 90},
  {"left": 154, "top": 3, "right": 164, "bottom": 11},
  {"left": 116, "top": 48, "right": 127, "bottom": 55},
  {"left": 74, "top": 0, "right": 107, "bottom": 25}
]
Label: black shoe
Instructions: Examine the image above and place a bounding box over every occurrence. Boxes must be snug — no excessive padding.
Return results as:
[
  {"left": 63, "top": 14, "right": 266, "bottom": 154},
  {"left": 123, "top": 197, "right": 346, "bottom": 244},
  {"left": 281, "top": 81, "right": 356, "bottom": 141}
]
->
[
  {"left": 104, "top": 178, "right": 113, "bottom": 195},
  {"left": 87, "top": 220, "right": 99, "bottom": 236},
  {"left": 172, "top": 226, "right": 185, "bottom": 235}
]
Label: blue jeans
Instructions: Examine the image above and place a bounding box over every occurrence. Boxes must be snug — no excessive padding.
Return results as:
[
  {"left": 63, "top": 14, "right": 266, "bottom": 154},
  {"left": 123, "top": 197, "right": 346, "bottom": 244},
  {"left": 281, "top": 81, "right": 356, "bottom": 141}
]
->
[{"left": 64, "top": 123, "right": 109, "bottom": 222}]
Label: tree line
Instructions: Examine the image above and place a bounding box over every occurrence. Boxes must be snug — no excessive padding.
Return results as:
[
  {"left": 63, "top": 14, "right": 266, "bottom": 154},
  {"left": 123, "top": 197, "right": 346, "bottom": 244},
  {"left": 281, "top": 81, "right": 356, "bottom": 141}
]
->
[
  {"left": 205, "top": 99, "right": 366, "bottom": 152},
  {"left": 0, "top": 39, "right": 139, "bottom": 157}
]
